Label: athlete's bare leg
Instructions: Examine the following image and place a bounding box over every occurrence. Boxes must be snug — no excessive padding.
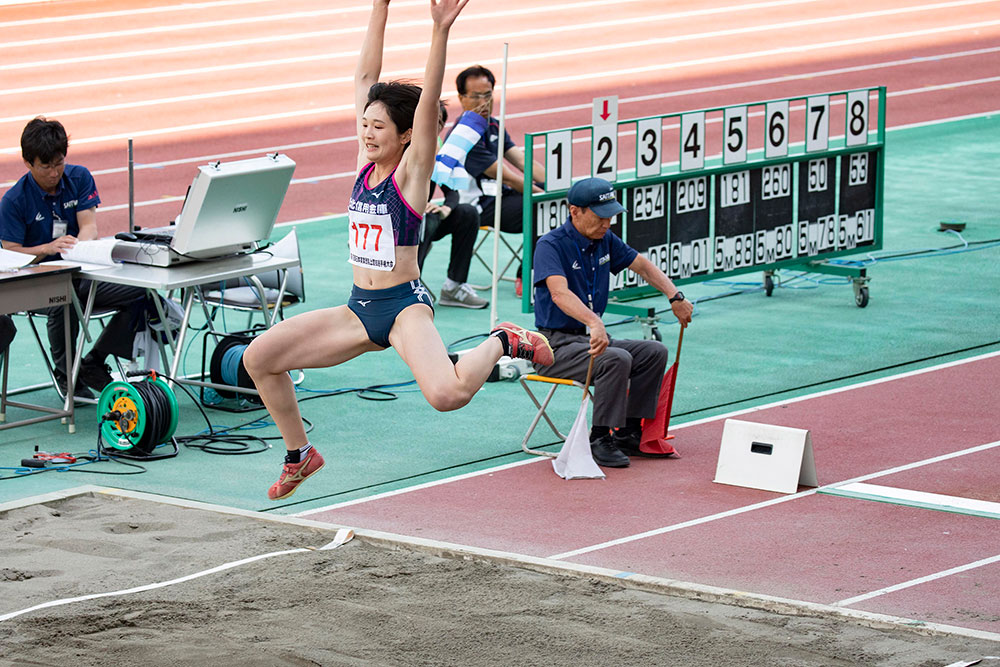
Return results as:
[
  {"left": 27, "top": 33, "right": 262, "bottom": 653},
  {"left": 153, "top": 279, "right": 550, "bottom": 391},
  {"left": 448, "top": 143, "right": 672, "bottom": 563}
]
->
[
  {"left": 244, "top": 305, "right": 381, "bottom": 451},
  {"left": 388, "top": 304, "right": 503, "bottom": 412}
]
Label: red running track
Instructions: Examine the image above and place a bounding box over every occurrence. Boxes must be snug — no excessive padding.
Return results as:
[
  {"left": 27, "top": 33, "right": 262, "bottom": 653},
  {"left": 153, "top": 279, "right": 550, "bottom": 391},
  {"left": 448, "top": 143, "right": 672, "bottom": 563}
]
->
[
  {"left": 1, "top": 0, "right": 999, "bottom": 235},
  {"left": 301, "top": 352, "right": 1000, "bottom": 635}
]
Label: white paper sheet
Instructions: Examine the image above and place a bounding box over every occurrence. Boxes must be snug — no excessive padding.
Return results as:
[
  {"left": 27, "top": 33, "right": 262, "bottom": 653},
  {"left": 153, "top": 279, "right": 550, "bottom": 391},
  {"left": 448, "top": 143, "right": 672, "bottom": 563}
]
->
[
  {"left": 60, "top": 239, "right": 118, "bottom": 266},
  {"left": 0, "top": 248, "right": 35, "bottom": 271}
]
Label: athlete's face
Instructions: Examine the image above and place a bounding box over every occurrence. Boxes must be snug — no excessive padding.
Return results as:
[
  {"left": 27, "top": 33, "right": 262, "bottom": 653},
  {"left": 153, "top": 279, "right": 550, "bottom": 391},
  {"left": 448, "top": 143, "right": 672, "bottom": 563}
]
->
[
  {"left": 459, "top": 75, "right": 493, "bottom": 119},
  {"left": 361, "top": 102, "right": 411, "bottom": 164},
  {"left": 570, "top": 205, "right": 612, "bottom": 240},
  {"left": 25, "top": 155, "right": 65, "bottom": 194}
]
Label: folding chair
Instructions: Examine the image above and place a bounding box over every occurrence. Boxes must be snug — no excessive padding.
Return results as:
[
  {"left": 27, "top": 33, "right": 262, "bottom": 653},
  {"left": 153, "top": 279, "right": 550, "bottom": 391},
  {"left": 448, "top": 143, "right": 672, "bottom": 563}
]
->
[
  {"left": 518, "top": 373, "right": 593, "bottom": 457},
  {"left": 199, "top": 228, "right": 305, "bottom": 331},
  {"left": 470, "top": 226, "right": 522, "bottom": 288}
]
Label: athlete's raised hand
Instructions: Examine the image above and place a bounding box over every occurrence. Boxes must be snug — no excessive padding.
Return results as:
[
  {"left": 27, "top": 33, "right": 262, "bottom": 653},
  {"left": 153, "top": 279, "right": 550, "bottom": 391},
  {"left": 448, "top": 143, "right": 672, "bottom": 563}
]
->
[{"left": 430, "top": 0, "right": 470, "bottom": 30}]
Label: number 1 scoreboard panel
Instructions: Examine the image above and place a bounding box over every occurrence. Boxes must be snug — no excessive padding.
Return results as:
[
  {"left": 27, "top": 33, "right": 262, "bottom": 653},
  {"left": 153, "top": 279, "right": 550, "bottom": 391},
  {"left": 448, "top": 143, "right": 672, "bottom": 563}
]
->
[{"left": 522, "top": 87, "right": 885, "bottom": 309}]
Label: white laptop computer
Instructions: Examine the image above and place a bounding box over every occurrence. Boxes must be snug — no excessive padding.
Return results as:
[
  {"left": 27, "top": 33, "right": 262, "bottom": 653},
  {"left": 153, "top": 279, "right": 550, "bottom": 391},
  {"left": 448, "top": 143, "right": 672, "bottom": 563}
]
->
[{"left": 115, "top": 153, "right": 296, "bottom": 267}]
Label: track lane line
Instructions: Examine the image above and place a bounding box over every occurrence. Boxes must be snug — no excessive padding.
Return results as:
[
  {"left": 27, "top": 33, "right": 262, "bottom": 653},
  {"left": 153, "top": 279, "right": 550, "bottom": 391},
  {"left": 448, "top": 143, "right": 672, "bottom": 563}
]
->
[
  {"left": 295, "top": 351, "right": 1000, "bottom": 517},
  {"left": 547, "top": 439, "right": 1000, "bottom": 560},
  {"left": 2, "top": 0, "right": 989, "bottom": 91},
  {"left": 833, "top": 553, "right": 1000, "bottom": 607}
]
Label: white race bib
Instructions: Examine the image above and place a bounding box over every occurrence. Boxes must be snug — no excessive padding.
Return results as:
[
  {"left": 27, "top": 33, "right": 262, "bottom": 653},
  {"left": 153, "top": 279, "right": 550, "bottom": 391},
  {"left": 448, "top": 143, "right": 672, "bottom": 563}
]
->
[{"left": 348, "top": 210, "right": 395, "bottom": 271}]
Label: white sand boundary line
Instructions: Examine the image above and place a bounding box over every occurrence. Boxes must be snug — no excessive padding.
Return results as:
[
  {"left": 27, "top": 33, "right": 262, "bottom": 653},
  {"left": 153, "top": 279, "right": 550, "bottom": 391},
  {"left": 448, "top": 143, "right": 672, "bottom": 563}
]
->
[
  {"left": 2, "top": 485, "right": 998, "bottom": 644},
  {"left": 297, "top": 350, "right": 1000, "bottom": 516},
  {"left": 0, "top": 526, "right": 354, "bottom": 622}
]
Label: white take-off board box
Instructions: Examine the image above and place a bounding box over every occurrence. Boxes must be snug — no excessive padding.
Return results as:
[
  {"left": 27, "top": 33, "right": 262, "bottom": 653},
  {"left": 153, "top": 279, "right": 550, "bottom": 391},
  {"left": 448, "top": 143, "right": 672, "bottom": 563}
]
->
[{"left": 714, "top": 419, "right": 818, "bottom": 494}]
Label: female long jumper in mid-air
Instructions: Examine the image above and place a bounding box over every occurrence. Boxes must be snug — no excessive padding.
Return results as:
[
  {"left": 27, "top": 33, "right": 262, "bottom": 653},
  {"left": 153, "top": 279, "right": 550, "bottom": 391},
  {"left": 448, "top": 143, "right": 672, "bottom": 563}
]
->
[{"left": 244, "top": 0, "right": 554, "bottom": 500}]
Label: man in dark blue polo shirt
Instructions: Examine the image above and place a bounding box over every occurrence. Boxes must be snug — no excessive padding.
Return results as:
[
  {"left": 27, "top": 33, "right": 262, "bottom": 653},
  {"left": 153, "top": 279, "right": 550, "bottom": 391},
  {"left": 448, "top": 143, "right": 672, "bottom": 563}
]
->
[
  {"left": 455, "top": 65, "right": 546, "bottom": 297},
  {"left": 0, "top": 117, "right": 148, "bottom": 399},
  {"left": 533, "top": 178, "right": 694, "bottom": 467}
]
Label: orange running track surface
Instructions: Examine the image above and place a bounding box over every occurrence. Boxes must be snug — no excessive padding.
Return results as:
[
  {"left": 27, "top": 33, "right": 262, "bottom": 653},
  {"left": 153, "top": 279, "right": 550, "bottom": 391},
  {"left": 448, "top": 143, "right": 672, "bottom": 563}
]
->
[{"left": 2, "top": 0, "right": 999, "bottom": 234}]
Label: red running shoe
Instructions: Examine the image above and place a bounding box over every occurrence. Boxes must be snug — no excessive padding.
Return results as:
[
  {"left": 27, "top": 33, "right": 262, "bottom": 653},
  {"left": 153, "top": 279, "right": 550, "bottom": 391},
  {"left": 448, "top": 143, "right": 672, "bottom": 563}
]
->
[
  {"left": 514, "top": 276, "right": 523, "bottom": 298},
  {"left": 492, "top": 321, "right": 554, "bottom": 366},
  {"left": 268, "top": 448, "right": 325, "bottom": 500}
]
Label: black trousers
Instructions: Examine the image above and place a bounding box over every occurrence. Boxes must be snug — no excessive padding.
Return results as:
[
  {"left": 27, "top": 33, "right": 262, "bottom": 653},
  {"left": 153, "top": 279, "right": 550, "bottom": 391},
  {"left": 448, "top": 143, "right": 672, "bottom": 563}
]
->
[
  {"left": 478, "top": 191, "right": 524, "bottom": 274},
  {"left": 0, "top": 314, "right": 15, "bottom": 354},
  {"left": 418, "top": 203, "right": 480, "bottom": 284},
  {"left": 536, "top": 330, "right": 669, "bottom": 428},
  {"left": 41, "top": 278, "right": 148, "bottom": 371}
]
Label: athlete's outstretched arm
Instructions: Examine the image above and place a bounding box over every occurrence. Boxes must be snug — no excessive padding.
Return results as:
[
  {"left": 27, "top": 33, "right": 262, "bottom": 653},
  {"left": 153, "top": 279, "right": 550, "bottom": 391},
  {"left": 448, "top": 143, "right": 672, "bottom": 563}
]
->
[
  {"left": 402, "top": 0, "right": 470, "bottom": 192},
  {"left": 355, "top": 0, "right": 390, "bottom": 167}
]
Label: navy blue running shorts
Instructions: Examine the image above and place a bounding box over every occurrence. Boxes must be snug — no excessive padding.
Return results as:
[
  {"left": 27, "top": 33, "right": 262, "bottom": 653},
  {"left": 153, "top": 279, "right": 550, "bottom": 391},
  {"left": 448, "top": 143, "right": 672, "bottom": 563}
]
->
[{"left": 347, "top": 280, "right": 434, "bottom": 348}]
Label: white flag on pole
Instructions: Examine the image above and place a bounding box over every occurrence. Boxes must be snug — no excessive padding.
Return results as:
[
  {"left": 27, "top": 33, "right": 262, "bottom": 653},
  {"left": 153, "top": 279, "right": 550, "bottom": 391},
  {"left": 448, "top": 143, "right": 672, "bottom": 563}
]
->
[{"left": 552, "top": 393, "right": 605, "bottom": 480}]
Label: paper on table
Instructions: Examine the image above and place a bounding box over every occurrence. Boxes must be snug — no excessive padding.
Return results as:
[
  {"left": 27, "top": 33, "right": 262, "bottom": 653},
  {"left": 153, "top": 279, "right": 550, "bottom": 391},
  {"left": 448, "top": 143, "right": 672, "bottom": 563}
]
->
[
  {"left": 60, "top": 239, "right": 118, "bottom": 266},
  {"left": 0, "top": 248, "right": 35, "bottom": 270}
]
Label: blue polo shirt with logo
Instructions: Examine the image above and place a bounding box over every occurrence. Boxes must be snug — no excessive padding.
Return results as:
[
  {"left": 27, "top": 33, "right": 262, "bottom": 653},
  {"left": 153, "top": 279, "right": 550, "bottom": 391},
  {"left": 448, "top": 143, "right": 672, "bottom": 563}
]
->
[
  {"left": 0, "top": 164, "right": 100, "bottom": 260},
  {"left": 533, "top": 219, "right": 637, "bottom": 330}
]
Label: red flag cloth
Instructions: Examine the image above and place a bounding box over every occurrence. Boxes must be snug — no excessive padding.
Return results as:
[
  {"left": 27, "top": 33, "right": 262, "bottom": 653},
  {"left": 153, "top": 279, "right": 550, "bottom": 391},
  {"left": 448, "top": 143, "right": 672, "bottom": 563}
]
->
[{"left": 639, "top": 362, "right": 679, "bottom": 456}]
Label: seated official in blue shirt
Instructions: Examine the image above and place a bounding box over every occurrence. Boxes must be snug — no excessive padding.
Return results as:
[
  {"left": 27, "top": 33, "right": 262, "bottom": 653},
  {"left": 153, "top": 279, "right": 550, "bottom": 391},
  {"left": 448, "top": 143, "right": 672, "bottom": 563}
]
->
[
  {"left": 532, "top": 177, "right": 694, "bottom": 467},
  {"left": 0, "top": 117, "right": 151, "bottom": 399}
]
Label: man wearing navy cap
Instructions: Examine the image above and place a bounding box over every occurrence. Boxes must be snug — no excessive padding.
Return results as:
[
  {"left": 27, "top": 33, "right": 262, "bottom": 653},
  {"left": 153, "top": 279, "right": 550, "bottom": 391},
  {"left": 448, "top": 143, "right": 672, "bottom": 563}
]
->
[{"left": 532, "top": 177, "right": 693, "bottom": 467}]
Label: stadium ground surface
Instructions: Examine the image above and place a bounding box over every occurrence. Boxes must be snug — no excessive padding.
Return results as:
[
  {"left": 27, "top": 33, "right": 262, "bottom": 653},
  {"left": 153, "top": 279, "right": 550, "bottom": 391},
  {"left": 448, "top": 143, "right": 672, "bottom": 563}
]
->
[{"left": 1, "top": 1, "right": 998, "bottom": 663}]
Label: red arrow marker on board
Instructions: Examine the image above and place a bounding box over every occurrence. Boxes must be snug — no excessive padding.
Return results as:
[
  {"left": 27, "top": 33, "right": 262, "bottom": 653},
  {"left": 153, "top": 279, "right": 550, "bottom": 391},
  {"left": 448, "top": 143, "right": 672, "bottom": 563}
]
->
[{"left": 600, "top": 99, "right": 611, "bottom": 121}]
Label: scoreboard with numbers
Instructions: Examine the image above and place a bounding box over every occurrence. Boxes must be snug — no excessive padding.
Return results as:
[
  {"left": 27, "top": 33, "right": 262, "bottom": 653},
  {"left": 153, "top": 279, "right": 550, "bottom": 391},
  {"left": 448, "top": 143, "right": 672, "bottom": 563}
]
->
[{"left": 521, "top": 87, "right": 885, "bottom": 312}]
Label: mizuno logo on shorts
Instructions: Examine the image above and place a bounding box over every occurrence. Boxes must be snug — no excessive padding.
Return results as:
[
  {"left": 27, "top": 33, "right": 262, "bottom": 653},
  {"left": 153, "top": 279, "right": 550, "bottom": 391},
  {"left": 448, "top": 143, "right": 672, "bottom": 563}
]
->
[{"left": 358, "top": 300, "right": 371, "bottom": 307}]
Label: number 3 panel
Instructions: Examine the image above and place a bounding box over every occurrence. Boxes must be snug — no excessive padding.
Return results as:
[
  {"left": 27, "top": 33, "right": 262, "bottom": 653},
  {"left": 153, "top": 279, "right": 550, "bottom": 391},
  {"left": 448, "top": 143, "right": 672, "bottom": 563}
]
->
[{"left": 635, "top": 118, "right": 662, "bottom": 179}]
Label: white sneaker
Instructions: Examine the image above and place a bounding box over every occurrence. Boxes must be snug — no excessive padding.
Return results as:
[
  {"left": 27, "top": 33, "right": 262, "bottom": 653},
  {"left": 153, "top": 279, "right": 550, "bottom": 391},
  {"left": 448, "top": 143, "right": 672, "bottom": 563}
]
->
[{"left": 439, "top": 282, "right": 488, "bottom": 309}]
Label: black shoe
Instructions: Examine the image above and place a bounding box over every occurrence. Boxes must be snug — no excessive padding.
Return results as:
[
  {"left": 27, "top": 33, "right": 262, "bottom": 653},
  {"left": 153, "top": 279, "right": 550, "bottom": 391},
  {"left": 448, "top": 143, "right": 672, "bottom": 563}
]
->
[
  {"left": 613, "top": 427, "right": 675, "bottom": 458},
  {"left": 53, "top": 369, "right": 95, "bottom": 400},
  {"left": 79, "top": 361, "right": 114, "bottom": 392},
  {"left": 590, "top": 434, "right": 630, "bottom": 468}
]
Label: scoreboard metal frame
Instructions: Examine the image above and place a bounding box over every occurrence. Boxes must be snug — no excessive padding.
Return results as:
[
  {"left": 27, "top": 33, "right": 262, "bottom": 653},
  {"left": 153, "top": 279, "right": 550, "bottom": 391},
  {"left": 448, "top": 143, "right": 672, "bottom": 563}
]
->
[{"left": 520, "top": 87, "right": 885, "bottom": 315}]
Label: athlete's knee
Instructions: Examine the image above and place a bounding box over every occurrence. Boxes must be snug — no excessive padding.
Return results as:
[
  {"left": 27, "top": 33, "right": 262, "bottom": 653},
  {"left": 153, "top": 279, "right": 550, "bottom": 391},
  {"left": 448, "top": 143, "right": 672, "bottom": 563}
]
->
[
  {"left": 242, "top": 336, "right": 273, "bottom": 379},
  {"left": 423, "top": 387, "right": 469, "bottom": 412}
]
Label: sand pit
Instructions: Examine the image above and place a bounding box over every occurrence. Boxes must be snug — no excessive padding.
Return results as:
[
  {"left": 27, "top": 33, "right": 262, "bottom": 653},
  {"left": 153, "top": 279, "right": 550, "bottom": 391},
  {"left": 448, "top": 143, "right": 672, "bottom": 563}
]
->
[{"left": 1, "top": 490, "right": 996, "bottom": 666}]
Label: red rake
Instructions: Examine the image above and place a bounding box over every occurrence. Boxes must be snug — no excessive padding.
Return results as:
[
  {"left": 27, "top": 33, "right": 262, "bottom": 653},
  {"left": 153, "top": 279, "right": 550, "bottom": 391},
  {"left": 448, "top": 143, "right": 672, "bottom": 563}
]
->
[{"left": 639, "top": 325, "right": 685, "bottom": 456}]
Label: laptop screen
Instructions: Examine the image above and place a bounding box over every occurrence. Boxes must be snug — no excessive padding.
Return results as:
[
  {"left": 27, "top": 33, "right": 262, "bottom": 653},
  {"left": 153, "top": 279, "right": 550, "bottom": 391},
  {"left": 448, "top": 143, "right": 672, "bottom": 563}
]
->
[{"left": 170, "top": 154, "right": 296, "bottom": 258}]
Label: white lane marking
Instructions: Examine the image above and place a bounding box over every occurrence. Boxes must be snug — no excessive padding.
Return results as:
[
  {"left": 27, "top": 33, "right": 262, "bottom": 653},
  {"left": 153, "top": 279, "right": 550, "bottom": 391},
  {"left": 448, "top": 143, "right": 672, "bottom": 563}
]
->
[
  {"left": 1, "top": 0, "right": 988, "bottom": 87},
  {"left": 547, "top": 440, "right": 1000, "bottom": 560},
  {"left": 833, "top": 553, "right": 1000, "bottom": 607},
  {"left": 3, "top": 4, "right": 996, "bottom": 119},
  {"left": 294, "top": 354, "right": 1000, "bottom": 517},
  {"left": 822, "top": 482, "right": 1000, "bottom": 520},
  {"left": 0, "top": 0, "right": 818, "bottom": 52}
]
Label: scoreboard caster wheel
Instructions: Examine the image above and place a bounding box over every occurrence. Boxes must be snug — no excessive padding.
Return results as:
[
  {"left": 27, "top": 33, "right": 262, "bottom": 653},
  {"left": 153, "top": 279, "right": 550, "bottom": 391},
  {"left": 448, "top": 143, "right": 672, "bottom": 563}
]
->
[
  {"left": 854, "top": 286, "right": 869, "bottom": 308},
  {"left": 764, "top": 272, "right": 775, "bottom": 297},
  {"left": 650, "top": 326, "right": 662, "bottom": 342}
]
